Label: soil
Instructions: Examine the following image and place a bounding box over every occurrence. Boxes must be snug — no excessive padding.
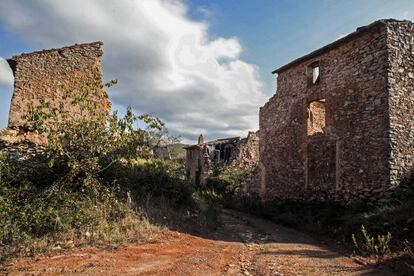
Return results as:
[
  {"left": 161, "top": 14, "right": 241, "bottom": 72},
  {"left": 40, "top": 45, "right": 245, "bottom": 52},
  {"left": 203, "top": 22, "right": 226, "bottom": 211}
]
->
[{"left": 6, "top": 210, "right": 396, "bottom": 275}]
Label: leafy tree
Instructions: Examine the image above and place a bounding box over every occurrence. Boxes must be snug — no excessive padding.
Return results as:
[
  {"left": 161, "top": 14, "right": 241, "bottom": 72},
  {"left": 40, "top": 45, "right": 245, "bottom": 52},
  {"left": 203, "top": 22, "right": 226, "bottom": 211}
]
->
[{"left": 24, "top": 79, "right": 164, "bottom": 190}]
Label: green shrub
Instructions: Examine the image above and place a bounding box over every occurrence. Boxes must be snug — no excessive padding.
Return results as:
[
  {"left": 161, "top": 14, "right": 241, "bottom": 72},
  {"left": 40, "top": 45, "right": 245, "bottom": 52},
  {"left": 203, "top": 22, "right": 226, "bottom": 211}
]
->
[
  {"left": 0, "top": 80, "right": 193, "bottom": 261},
  {"left": 23, "top": 78, "right": 165, "bottom": 191},
  {"left": 203, "top": 165, "right": 254, "bottom": 203},
  {"left": 108, "top": 158, "right": 193, "bottom": 207},
  {"left": 0, "top": 157, "right": 152, "bottom": 261},
  {"left": 352, "top": 225, "right": 392, "bottom": 263}
]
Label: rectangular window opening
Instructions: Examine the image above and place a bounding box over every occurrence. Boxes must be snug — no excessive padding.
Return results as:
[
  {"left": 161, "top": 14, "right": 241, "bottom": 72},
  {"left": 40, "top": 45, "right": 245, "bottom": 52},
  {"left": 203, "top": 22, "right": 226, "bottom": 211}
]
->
[
  {"left": 307, "top": 99, "right": 326, "bottom": 136},
  {"left": 312, "top": 65, "right": 320, "bottom": 84}
]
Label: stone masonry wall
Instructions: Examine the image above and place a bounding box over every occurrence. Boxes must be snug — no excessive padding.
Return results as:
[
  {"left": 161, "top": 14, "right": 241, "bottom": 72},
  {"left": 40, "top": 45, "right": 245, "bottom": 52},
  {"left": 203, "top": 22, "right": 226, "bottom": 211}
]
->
[
  {"left": 185, "top": 145, "right": 211, "bottom": 185},
  {"left": 185, "top": 132, "right": 259, "bottom": 185},
  {"left": 252, "top": 21, "right": 392, "bottom": 201},
  {"left": 231, "top": 131, "right": 259, "bottom": 169},
  {"left": 387, "top": 21, "right": 414, "bottom": 187},
  {"left": 7, "top": 42, "right": 110, "bottom": 129}
]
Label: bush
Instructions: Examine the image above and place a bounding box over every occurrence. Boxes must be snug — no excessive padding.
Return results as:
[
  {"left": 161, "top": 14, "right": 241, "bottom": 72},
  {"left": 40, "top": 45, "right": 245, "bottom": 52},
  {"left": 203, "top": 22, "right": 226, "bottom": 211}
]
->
[
  {"left": 0, "top": 154, "right": 154, "bottom": 260},
  {"left": 0, "top": 81, "right": 193, "bottom": 261},
  {"left": 203, "top": 165, "right": 254, "bottom": 203},
  {"left": 108, "top": 158, "right": 194, "bottom": 207},
  {"left": 352, "top": 225, "right": 392, "bottom": 263}
]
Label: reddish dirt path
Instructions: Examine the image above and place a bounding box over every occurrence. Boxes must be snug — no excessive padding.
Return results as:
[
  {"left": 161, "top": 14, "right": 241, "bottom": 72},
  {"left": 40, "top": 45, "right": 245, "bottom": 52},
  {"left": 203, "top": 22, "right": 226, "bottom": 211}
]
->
[{"left": 7, "top": 210, "right": 395, "bottom": 275}]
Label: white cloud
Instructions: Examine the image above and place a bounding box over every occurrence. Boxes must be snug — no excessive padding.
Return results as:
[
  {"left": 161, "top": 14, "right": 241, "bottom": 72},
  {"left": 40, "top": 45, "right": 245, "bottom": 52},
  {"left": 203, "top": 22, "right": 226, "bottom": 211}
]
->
[
  {"left": 0, "top": 57, "right": 13, "bottom": 87},
  {"left": 0, "top": 0, "right": 266, "bottom": 142}
]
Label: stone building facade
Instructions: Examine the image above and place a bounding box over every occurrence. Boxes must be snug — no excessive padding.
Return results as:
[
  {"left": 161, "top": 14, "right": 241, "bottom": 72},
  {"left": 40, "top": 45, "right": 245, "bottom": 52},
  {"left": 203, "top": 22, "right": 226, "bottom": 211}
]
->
[
  {"left": 185, "top": 132, "right": 259, "bottom": 185},
  {"left": 6, "top": 41, "right": 110, "bottom": 130},
  {"left": 246, "top": 19, "right": 414, "bottom": 201}
]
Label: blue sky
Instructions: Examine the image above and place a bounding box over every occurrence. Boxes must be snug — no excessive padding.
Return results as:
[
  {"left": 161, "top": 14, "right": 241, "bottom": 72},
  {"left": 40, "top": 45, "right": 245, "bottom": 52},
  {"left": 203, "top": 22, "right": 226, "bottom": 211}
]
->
[
  {"left": 0, "top": 0, "right": 413, "bottom": 142},
  {"left": 187, "top": 0, "right": 414, "bottom": 91}
]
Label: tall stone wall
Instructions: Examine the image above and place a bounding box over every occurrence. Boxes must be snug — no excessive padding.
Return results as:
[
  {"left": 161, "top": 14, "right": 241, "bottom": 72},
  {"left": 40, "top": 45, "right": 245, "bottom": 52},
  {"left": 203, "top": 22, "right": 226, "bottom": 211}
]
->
[
  {"left": 7, "top": 42, "right": 110, "bottom": 129},
  {"left": 254, "top": 21, "right": 392, "bottom": 200},
  {"left": 231, "top": 131, "right": 259, "bottom": 169},
  {"left": 387, "top": 21, "right": 414, "bottom": 186}
]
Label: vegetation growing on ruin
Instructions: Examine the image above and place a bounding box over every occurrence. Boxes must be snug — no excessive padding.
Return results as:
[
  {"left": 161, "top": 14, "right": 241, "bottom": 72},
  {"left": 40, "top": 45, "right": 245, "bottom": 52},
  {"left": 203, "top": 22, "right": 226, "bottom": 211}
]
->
[
  {"left": 202, "top": 165, "right": 255, "bottom": 203},
  {"left": 0, "top": 82, "right": 197, "bottom": 262}
]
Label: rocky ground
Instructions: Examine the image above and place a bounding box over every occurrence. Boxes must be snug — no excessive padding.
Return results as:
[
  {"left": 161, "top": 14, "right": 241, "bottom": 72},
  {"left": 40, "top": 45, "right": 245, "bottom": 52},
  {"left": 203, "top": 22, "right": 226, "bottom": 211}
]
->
[{"left": 5, "top": 210, "right": 396, "bottom": 275}]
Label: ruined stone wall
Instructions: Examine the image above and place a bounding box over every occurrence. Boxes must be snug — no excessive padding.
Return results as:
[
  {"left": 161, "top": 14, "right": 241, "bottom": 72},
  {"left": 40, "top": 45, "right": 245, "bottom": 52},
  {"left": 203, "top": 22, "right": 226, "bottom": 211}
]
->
[
  {"left": 387, "top": 21, "right": 414, "bottom": 187},
  {"left": 254, "top": 21, "right": 391, "bottom": 200},
  {"left": 7, "top": 42, "right": 110, "bottom": 129},
  {"left": 185, "top": 147, "right": 200, "bottom": 184},
  {"left": 0, "top": 128, "right": 48, "bottom": 181},
  {"left": 185, "top": 133, "right": 259, "bottom": 185},
  {"left": 231, "top": 131, "right": 259, "bottom": 169},
  {"left": 185, "top": 146, "right": 211, "bottom": 185}
]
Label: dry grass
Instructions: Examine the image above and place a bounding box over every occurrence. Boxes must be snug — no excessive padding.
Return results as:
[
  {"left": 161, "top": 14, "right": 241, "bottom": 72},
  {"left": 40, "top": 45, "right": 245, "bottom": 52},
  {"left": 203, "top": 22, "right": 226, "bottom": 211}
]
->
[{"left": 0, "top": 203, "right": 163, "bottom": 265}]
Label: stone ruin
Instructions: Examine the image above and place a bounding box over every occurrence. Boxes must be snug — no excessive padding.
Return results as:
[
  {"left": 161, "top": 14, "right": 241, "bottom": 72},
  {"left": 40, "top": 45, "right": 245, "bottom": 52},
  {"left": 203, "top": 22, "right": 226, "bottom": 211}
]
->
[
  {"left": 184, "top": 132, "right": 259, "bottom": 185},
  {"left": 0, "top": 42, "right": 110, "bottom": 156},
  {"left": 245, "top": 19, "right": 414, "bottom": 201},
  {"left": 2, "top": 20, "right": 413, "bottom": 202},
  {"left": 7, "top": 41, "right": 110, "bottom": 131}
]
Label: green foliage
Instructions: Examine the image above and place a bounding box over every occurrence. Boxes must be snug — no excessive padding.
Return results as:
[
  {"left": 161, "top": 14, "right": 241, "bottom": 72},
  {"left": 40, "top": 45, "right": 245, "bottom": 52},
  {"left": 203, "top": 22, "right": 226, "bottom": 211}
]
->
[
  {"left": 352, "top": 225, "right": 392, "bottom": 264},
  {"left": 24, "top": 99, "right": 58, "bottom": 132},
  {"left": 0, "top": 154, "right": 150, "bottom": 260},
  {"left": 203, "top": 165, "right": 254, "bottom": 203},
  {"left": 22, "top": 78, "right": 166, "bottom": 192},
  {"left": 168, "top": 143, "right": 187, "bottom": 164},
  {"left": 1, "top": 79, "right": 193, "bottom": 261},
  {"left": 109, "top": 158, "right": 193, "bottom": 207},
  {"left": 104, "top": 79, "right": 118, "bottom": 88},
  {"left": 43, "top": 107, "right": 162, "bottom": 189}
]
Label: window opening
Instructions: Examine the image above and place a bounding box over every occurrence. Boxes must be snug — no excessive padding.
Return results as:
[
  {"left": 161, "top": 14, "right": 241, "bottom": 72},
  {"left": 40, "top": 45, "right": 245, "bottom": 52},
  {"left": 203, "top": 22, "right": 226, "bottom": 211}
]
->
[
  {"left": 307, "top": 99, "right": 326, "bottom": 136},
  {"left": 312, "top": 65, "right": 320, "bottom": 84}
]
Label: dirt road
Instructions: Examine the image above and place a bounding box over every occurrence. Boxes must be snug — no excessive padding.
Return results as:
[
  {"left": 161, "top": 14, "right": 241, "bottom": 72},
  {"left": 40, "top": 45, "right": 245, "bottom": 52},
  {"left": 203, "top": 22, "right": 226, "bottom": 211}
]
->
[{"left": 7, "top": 210, "right": 395, "bottom": 275}]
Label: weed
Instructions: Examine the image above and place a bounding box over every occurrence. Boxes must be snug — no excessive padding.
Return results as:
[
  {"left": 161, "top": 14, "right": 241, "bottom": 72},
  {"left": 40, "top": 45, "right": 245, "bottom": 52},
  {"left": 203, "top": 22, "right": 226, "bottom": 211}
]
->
[
  {"left": 352, "top": 225, "right": 392, "bottom": 263},
  {"left": 202, "top": 165, "right": 254, "bottom": 204},
  {"left": 0, "top": 80, "right": 195, "bottom": 262}
]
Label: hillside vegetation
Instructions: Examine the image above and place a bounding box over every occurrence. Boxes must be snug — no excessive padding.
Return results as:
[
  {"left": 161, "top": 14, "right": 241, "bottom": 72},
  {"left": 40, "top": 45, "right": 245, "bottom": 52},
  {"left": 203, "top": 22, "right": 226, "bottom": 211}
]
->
[{"left": 0, "top": 83, "right": 198, "bottom": 262}]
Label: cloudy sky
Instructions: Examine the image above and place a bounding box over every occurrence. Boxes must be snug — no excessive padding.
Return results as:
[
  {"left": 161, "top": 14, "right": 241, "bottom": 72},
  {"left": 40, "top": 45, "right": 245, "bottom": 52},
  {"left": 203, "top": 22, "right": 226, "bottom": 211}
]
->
[{"left": 0, "top": 0, "right": 413, "bottom": 143}]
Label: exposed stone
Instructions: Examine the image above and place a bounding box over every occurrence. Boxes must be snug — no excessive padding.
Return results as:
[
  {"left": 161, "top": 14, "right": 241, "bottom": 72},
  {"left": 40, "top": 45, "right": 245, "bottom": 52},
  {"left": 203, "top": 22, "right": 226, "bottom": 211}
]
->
[
  {"left": 185, "top": 132, "right": 259, "bottom": 185},
  {"left": 7, "top": 41, "right": 110, "bottom": 132},
  {"left": 0, "top": 129, "right": 47, "bottom": 179},
  {"left": 245, "top": 19, "right": 414, "bottom": 201},
  {"left": 1, "top": 42, "right": 111, "bottom": 173},
  {"left": 231, "top": 131, "right": 260, "bottom": 169}
]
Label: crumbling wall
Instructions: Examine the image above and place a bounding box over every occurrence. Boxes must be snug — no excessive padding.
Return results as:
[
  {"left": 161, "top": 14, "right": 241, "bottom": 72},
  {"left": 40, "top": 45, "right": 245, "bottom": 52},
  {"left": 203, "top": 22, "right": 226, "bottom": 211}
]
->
[
  {"left": 7, "top": 42, "right": 110, "bottom": 130},
  {"left": 185, "top": 133, "right": 259, "bottom": 185},
  {"left": 387, "top": 20, "right": 414, "bottom": 186},
  {"left": 231, "top": 131, "right": 259, "bottom": 169},
  {"left": 253, "top": 20, "right": 393, "bottom": 201},
  {"left": 185, "top": 146, "right": 211, "bottom": 185},
  {"left": 1, "top": 42, "right": 112, "bottom": 178}
]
